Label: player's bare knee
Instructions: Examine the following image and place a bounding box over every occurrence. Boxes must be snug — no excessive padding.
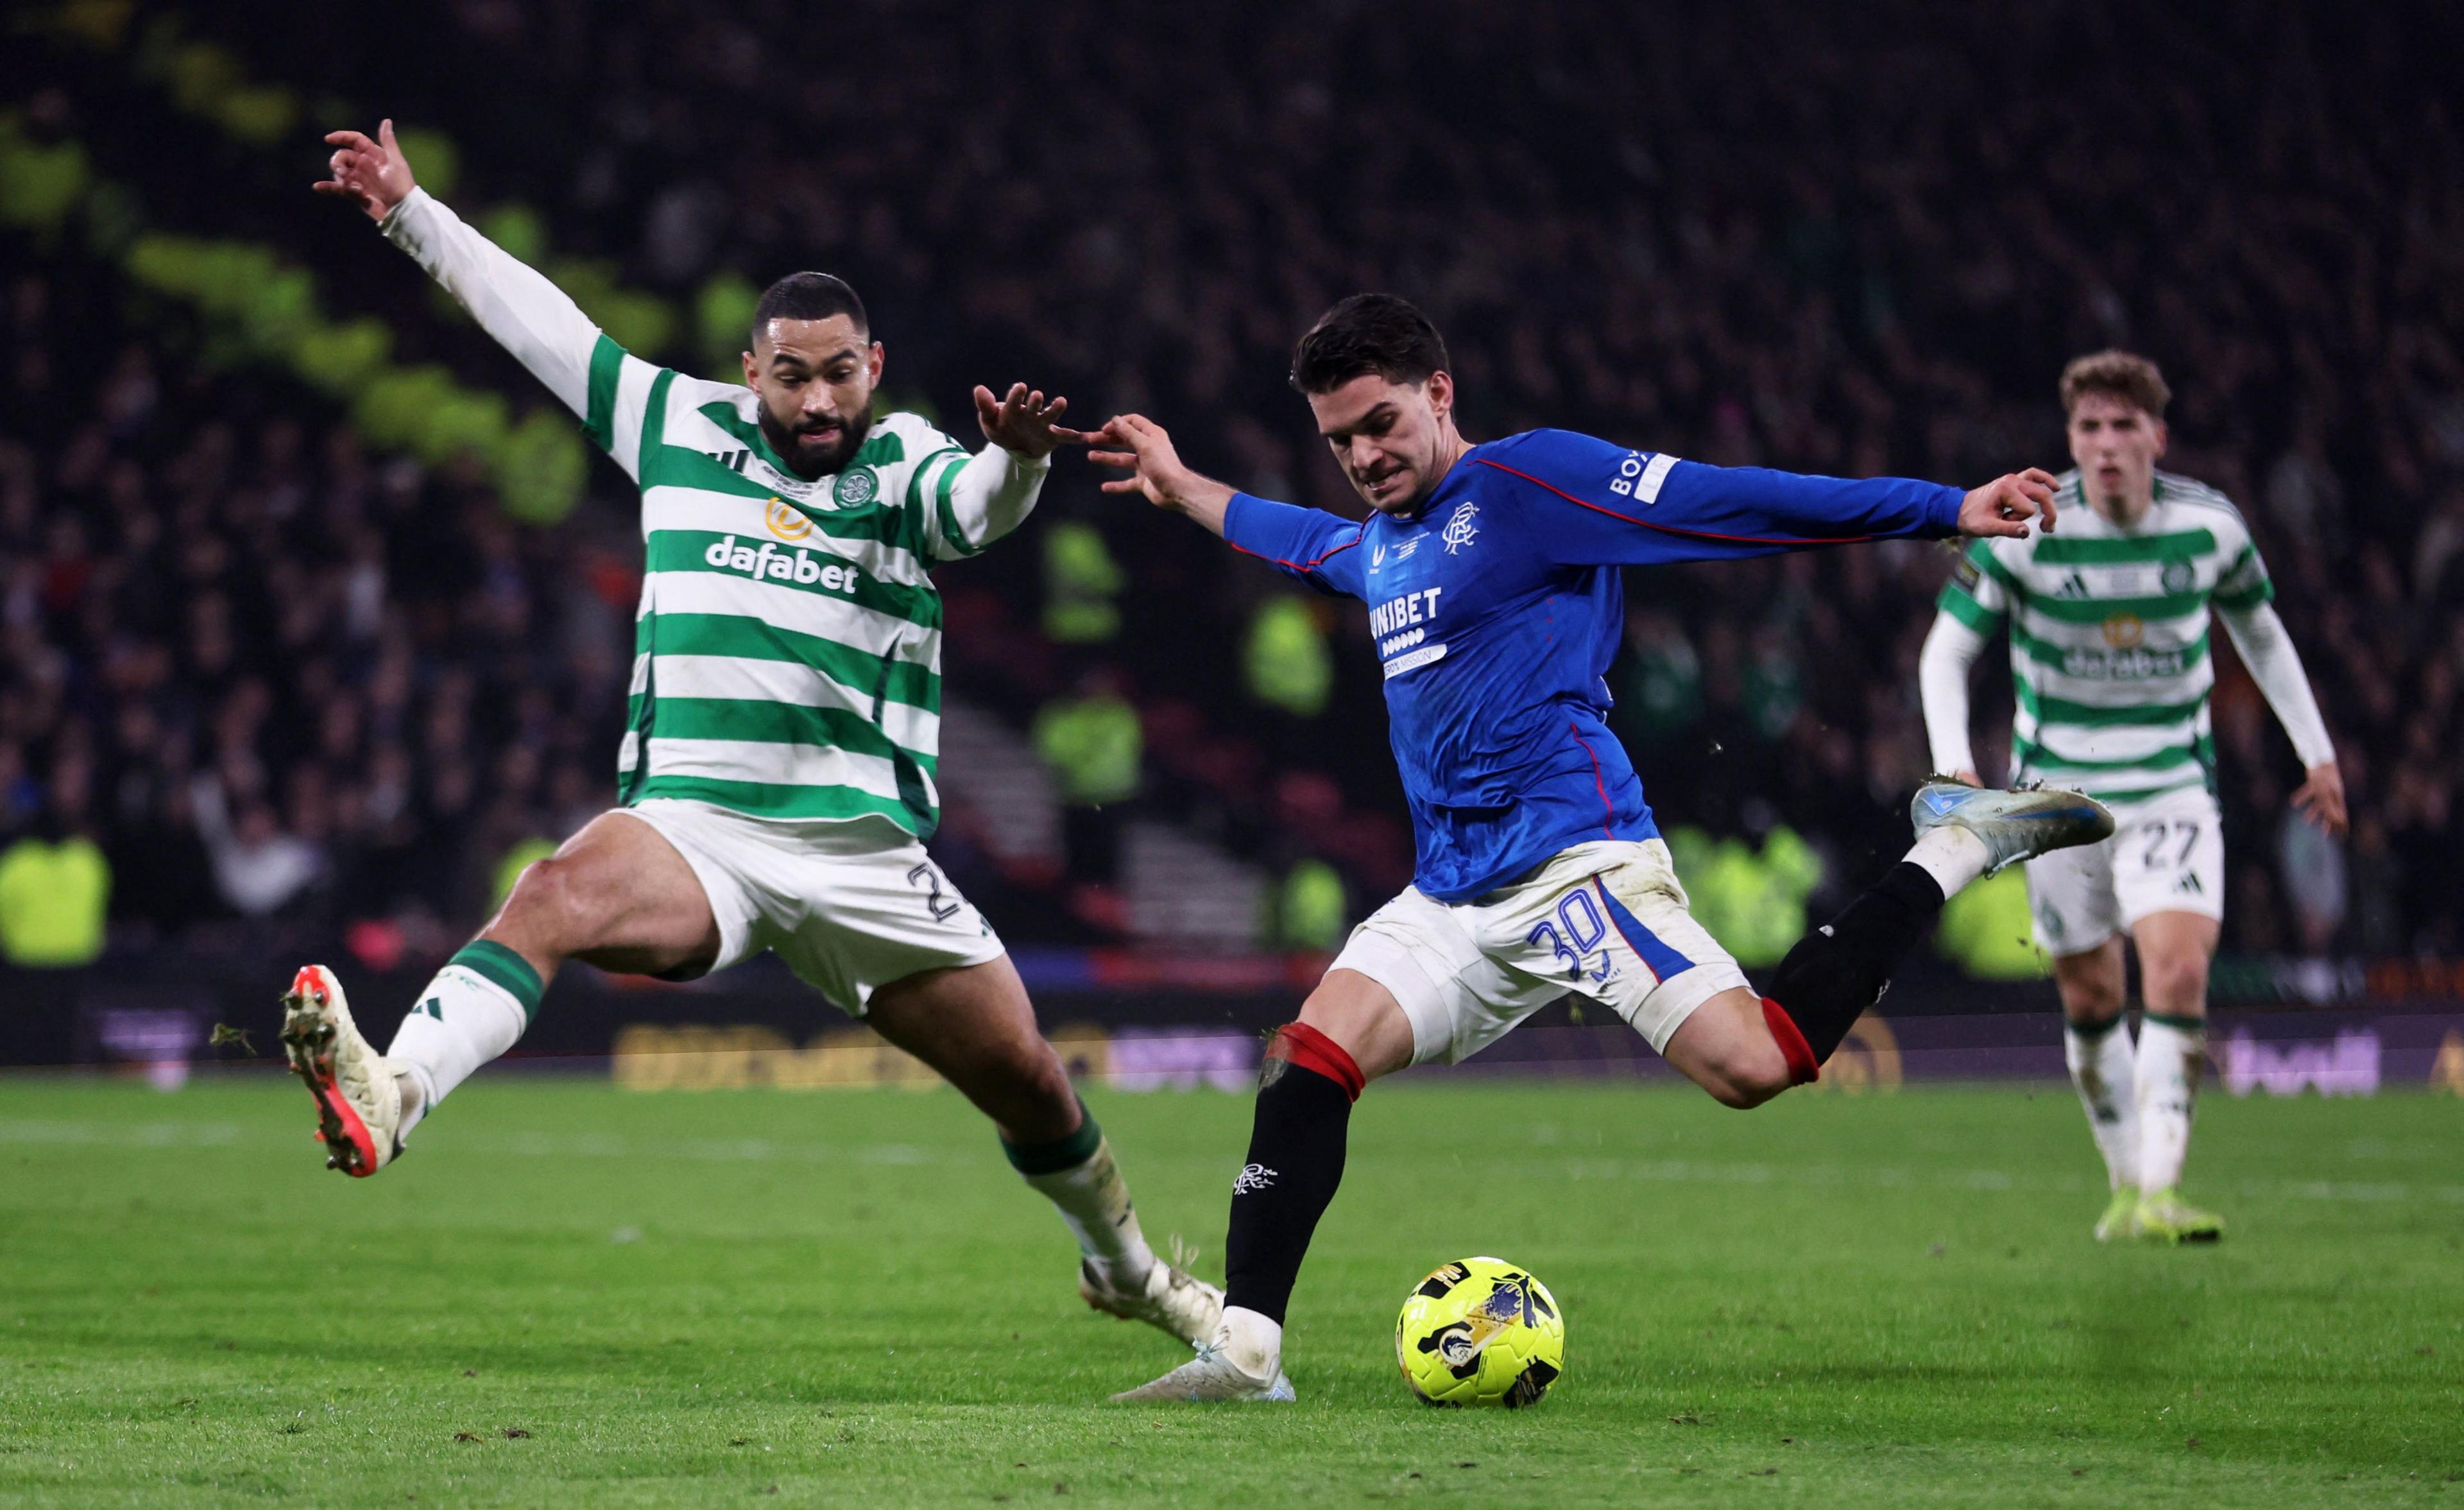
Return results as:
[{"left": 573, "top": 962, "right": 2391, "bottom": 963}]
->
[
  {"left": 495, "top": 854, "right": 592, "bottom": 951},
  {"left": 1711, "top": 1042, "right": 1793, "bottom": 1110},
  {"left": 2055, "top": 975, "right": 2125, "bottom": 1025},
  {"left": 2143, "top": 957, "right": 2209, "bottom": 1014}
]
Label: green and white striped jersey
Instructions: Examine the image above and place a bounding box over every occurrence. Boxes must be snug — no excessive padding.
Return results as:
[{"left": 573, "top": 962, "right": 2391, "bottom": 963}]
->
[
  {"left": 384, "top": 188, "right": 1045, "bottom": 837},
  {"left": 600, "top": 367, "right": 979, "bottom": 830},
  {"left": 1935, "top": 469, "right": 2272, "bottom": 807}
]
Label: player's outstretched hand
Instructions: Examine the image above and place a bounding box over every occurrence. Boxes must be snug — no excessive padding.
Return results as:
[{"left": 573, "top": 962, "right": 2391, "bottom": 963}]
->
[
  {"left": 313, "top": 119, "right": 417, "bottom": 223},
  {"left": 2291, "top": 761, "right": 2348, "bottom": 839},
  {"left": 1063, "top": 415, "right": 1236, "bottom": 533},
  {"left": 1957, "top": 468, "right": 2060, "bottom": 539},
  {"left": 974, "top": 383, "right": 1073, "bottom": 460}
]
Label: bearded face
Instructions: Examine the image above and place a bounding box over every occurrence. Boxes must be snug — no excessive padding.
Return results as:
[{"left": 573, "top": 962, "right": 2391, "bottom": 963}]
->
[{"left": 742, "top": 313, "right": 882, "bottom": 480}]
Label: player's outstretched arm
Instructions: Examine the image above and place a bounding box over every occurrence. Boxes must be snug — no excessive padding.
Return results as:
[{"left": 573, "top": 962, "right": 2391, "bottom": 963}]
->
[
  {"left": 1075, "top": 415, "right": 1366, "bottom": 594},
  {"left": 1072, "top": 415, "right": 1236, "bottom": 535},
  {"left": 923, "top": 384, "right": 1078, "bottom": 560},
  {"left": 314, "top": 119, "right": 605, "bottom": 422},
  {"left": 2215, "top": 598, "right": 2347, "bottom": 837},
  {"left": 1488, "top": 432, "right": 2056, "bottom": 568}
]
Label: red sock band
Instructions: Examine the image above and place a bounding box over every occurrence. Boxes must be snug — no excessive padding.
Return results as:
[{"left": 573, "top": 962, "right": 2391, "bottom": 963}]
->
[
  {"left": 1266, "top": 1022, "right": 1365, "bottom": 1102},
  {"left": 1761, "top": 997, "right": 1822, "bottom": 1086}
]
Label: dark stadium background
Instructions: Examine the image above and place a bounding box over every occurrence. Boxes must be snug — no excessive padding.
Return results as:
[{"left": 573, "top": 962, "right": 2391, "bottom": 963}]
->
[{"left": 2, "top": 1, "right": 2458, "bottom": 1085}]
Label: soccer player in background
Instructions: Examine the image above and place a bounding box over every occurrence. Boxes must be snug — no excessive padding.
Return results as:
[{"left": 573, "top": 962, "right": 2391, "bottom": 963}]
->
[
  {"left": 1920, "top": 352, "right": 2346, "bottom": 1243},
  {"left": 294, "top": 121, "right": 1222, "bottom": 1348},
  {"left": 1076, "top": 295, "right": 2116, "bottom": 1402}
]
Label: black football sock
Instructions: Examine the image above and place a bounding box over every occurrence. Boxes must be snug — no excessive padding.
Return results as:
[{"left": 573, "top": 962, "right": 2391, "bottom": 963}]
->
[
  {"left": 1765, "top": 862, "right": 1947, "bottom": 1067},
  {"left": 1222, "top": 1022, "right": 1364, "bottom": 1328}
]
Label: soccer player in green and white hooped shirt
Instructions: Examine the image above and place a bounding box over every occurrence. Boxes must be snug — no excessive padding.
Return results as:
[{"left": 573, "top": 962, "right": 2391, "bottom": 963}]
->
[
  {"left": 280, "top": 121, "right": 1222, "bottom": 1351},
  {"left": 1921, "top": 350, "right": 2348, "bottom": 1244}
]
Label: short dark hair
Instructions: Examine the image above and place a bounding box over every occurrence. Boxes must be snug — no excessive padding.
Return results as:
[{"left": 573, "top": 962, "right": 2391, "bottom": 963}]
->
[
  {"left": 1290, "top": 293, "right": 1450, "bottom": 394},
  {"left": 752, "top": 271, "right": 868, "bottom": 343},
  {"left": 2059, "top": 349, "right": 2169, "bottom": 420}
]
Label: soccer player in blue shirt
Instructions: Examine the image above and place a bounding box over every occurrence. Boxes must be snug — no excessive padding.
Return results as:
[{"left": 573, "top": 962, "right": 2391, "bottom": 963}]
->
[{"left": 1078, "top": 295, "right": 2114, "bottom": 1402}]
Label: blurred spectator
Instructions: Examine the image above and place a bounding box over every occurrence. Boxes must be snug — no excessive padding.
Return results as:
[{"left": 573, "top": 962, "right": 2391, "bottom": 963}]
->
[
  {"left": 189, "top": 775, "right": 322, "bottom": 918},
  {"left": 1242, "top": 596, "right": 1333, "bottom": 719},
  {"left": 0, "top": 812, "right": 109, "bottom": 968},
  {"left": 1265, "top": 858, "right": 1348, "bottom": 953},
  {"left": 1041, "top": 518, "right": 1124, "bottom": 645},
  {"left": 1032, "top": 669, "right": 1144, "bottom": 889},
  {"left": 1611, "top": 612, "right": 1706, "bottom": 759},
  {"left": 1668, "top": 825, "right": 1824, "bottom": 969}
]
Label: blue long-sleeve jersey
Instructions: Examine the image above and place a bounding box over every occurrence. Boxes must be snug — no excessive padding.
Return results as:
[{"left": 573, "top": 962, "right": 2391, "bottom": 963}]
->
[{"left": 1224, "top": 428, "right": 1965, "bottom": 902}]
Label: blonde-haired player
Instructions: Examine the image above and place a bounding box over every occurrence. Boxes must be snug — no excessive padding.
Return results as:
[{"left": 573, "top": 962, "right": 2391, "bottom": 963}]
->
[{"left": 1920, "top": 351, "right": 2347, "bottom": 1242}]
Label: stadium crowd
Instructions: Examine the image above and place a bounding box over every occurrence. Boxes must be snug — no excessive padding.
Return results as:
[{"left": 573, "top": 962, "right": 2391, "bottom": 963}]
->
[{"left": 2, "top": 1, "right": 2458, "bottom": 967}]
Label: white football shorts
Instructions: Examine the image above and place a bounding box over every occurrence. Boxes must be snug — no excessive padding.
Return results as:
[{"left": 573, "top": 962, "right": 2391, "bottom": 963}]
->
[
  {"left": 1328, "top": 839, "right": 1751, "bottom": 1066},
  {"left": 2023, "top": 784, "right": 2225, "bottom": 956},
  {"left": 621, "top": 798, "right": 1004, "bottom": 1014}
]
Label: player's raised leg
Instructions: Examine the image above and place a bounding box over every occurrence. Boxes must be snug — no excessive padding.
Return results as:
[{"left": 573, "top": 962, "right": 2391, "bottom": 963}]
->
[
  {"left": 2128, "top": 910, "right": 2223, "bottom": 1242},
  {"left": 1668, "top": 781, "right": 2116, "bottom": 1103},
  {"left": 280, "top": 810, "right": 719, "bottom": 1176},
  {"left": 866, "top": 956, "right": 1223, "bottom": 1346}
]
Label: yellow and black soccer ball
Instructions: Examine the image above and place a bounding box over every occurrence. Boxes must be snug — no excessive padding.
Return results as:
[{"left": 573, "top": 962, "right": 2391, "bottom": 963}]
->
[{"left": 1395, "top": 1257, "right": 1564, "bottom": 1407}]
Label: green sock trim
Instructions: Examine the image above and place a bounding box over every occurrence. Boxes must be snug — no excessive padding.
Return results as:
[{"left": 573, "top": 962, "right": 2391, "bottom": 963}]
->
[
  {"left": 450, "top": 940, "right": 545, "bottom": 1023},
  {"left": 2065, "top": 1015, "right": 2125, "bottom": 1038},
  {"left": 2143, "top": 1011, "right": 2205, "bottom": 1033},
  {"left": 1003, "top": 1099, "right": 1102, "bottom": 1176}
]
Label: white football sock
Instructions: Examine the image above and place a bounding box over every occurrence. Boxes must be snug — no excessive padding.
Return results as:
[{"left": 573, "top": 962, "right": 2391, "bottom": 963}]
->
[
  {"left": 384, "top": 941, "right": 541, "bottom": 1135},
  {"left": 1904, "top": 825, "right": 1992, "bottom": 898},
  {"left": 2135, "top": 1014, "right": 2206, "bottom": 1192},
  {"left": 1218, "top": 1305, "right": 1283, "bottom": 1377},
  {"left": 1017, "top": 1134, "right": 1158, "bottom": 1287},
  {"left": 2063, "top": 1016, "right": 2139, "bottom": 1190}
]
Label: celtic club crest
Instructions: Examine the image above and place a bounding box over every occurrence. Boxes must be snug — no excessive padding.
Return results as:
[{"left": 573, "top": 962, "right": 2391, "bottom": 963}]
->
[{"left": 834, "top": 468, "right": 878, "bottom": 508}]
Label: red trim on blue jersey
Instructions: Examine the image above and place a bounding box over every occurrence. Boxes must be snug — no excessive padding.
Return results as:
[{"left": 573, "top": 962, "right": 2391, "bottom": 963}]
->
[
  {"left": 1226, "top": 517, "right": 1369, "bottom": 575},
  {"left": 1567, "top": 721, "right": 1618, "bottom": 839},
  {"left": 1473, "top": 457, "right": 1878, "bottom": 547}
]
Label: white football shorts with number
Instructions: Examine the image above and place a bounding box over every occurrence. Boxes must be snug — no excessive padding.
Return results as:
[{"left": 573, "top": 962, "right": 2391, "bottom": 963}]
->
[
  {"left": 624, "top": 798, "right": 1002, "bottom": 1014},
  {"left": 2023, "top": 784, "right": 2225, "bottom": 957},
  {"left": 1328, "top": 839, "right": 1750, "bottom": 1065}
]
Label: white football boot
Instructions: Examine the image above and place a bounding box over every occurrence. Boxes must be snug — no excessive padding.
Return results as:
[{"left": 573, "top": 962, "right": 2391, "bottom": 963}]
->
[
  {"left": 1079, "top": 1251, "right": 1226, "bottom": 1348},
  {"left": 1111, "top": 1337, "right": 1297, "bottom": 1403},
  {"left": 1910, "top": 779, "right": 2114, "bottom": 875},
  {"left": 278, "top": 965, "right": 404, "bottom": 1176}
]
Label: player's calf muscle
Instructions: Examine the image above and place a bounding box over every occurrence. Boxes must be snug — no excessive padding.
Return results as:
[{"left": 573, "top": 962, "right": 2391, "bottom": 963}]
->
[{"left": 870, "top": 959, "right": 1081, "bottom": 1143}]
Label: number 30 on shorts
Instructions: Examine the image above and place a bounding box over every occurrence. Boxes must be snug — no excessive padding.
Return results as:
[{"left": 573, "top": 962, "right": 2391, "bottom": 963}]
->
[{"left": 1528, "top": 889, "right": 1613, "bottom": 984}]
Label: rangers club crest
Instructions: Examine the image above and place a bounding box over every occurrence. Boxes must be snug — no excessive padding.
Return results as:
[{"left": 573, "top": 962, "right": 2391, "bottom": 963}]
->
[{"left": 1442, "top": 501, "right": 1480, "bottom": 554}]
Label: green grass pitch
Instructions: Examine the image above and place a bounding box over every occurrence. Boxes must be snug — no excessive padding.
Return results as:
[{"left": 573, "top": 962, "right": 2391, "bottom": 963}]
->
[{"left": 3, "top": 1074, "right": 2460, "bottom": 1506}]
